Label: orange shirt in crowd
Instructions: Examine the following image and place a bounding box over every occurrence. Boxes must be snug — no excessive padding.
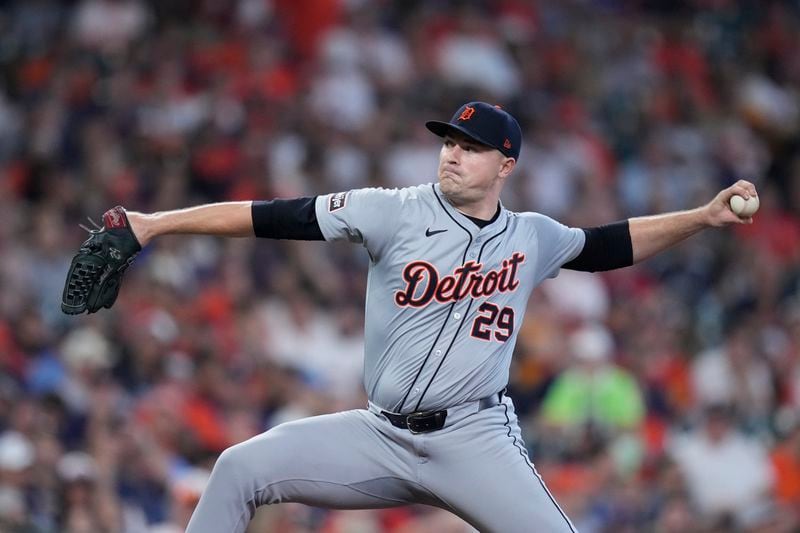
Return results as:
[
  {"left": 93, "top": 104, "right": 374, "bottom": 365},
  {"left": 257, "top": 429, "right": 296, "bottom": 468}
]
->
[{"left": 771, "top": 441, "right": 800, "bottom": 507}]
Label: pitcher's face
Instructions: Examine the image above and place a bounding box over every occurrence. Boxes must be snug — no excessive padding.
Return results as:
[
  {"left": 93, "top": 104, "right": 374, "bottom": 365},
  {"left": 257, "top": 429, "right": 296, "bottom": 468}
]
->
[{"left": 437, "top": 131, "right": 515, "bottom": 207}]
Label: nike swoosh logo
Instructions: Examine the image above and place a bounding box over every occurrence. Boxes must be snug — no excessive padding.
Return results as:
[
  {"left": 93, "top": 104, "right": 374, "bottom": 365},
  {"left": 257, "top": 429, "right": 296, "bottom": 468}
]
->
[{"left": 425, "top": 228, "right": 448, "bottom": 237}]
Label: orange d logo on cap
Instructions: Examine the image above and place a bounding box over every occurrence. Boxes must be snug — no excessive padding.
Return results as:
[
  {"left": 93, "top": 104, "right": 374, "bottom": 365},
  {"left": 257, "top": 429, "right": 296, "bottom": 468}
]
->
[{"left": 458, "top": 106, "right": 475, "bottom": 121}]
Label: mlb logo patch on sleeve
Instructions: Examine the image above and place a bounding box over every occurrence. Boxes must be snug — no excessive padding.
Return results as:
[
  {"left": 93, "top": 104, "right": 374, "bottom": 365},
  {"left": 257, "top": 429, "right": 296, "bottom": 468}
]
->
[{"left": 329, "top": 192, "right": 348, "bottom": 212}]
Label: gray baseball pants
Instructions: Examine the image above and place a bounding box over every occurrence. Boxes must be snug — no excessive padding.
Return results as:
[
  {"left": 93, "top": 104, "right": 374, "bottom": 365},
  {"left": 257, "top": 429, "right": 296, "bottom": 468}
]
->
[{"left": 185, "top": 393, "right": 576, "bottom": 532}]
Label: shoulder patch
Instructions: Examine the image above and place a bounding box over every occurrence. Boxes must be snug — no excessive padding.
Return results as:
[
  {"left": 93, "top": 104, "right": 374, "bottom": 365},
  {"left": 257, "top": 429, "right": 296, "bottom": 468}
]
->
[{"left": 329, "top": 192, "right": 348, "bottom": 212}]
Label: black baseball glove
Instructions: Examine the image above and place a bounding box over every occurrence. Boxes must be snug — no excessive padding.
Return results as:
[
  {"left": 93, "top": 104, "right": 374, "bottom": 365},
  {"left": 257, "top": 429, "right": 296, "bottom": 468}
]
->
[{"left": 61, "top": 206, "right": 142, "bottom": 315}]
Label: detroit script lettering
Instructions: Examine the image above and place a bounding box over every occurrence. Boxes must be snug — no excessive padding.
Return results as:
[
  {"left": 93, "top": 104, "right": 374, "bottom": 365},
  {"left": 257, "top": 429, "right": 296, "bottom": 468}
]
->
[{"left": 394, "top": 252, "right": 526, "bottom": 307}]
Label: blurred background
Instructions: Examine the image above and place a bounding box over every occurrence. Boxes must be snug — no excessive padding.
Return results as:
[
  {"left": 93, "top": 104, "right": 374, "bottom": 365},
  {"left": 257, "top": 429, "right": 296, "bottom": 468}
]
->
[{"left": 1, "top": 0, "right": 799, "bottom": 531}]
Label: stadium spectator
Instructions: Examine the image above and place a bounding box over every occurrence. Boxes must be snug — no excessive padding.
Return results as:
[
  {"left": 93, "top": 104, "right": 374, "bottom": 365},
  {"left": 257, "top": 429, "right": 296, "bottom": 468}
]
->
[{"left": 668, "top": 404, "right": 774, "bottom": 527}]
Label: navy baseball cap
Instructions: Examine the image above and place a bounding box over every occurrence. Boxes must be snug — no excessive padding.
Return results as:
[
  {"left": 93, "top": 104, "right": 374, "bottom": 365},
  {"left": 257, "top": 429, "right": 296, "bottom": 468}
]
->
[{"left": 426, "top": 102, "right": 522, "bottom": 160}]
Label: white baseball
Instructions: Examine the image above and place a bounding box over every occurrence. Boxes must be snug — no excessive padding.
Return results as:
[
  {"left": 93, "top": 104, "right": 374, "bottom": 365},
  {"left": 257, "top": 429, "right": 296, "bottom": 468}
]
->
[{"left": 730, "top": 194, "right": 759, "bottom": 217}]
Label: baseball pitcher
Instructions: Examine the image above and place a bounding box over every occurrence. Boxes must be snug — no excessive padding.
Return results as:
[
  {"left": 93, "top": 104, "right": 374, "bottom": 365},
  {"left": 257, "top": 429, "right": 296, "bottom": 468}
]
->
[{"left": 62, "top": 102, "right": 758, "bottom": 532}]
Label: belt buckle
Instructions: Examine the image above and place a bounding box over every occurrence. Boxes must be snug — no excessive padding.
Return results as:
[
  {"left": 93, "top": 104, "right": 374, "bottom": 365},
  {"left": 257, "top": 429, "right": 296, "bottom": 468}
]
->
[
  {"left": 406, "top": 413, "right": 423, "bottom": 434},
  {"left": 406, "top": 410, "right": 446, "bottom": 434}
]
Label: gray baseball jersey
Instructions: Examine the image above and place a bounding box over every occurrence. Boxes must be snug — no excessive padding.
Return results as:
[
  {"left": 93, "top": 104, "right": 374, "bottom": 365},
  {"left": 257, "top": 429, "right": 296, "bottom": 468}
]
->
[
  {"left": 315, "top": 183, "right": 584, "bottom": 414},
  {"left": 187, "top": 183, "right": 584, "bottom": 533}
]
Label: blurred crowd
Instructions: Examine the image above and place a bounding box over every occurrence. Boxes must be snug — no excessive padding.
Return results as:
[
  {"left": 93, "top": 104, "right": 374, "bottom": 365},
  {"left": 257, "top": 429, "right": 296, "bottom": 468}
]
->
[{"left": 1, "top": 0, "right": 800, "bottom": 531}]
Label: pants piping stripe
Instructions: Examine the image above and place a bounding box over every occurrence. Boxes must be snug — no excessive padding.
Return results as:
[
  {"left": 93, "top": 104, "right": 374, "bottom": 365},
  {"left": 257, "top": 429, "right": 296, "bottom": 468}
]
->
[{"left": 501, "top": 401, "right": 577, "bottom": 532}]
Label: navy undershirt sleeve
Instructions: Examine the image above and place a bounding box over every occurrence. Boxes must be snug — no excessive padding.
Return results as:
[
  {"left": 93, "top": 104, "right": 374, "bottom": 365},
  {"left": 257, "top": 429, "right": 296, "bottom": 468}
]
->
[
  {"left": 562, "top": 220, "right": 633, "bottom": 272},
  {"left": 251, "top": 197, "right": 324, "bottom": 240}
]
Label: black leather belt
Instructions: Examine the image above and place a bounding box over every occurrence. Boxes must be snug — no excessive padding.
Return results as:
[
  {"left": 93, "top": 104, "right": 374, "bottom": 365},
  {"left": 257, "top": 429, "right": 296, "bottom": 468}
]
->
[
  {"left": 380, "top": 393, "right": 501, "bottom": 434},
  {"left": 381, "top": 410, "right": 447, "bottom": 433}
]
